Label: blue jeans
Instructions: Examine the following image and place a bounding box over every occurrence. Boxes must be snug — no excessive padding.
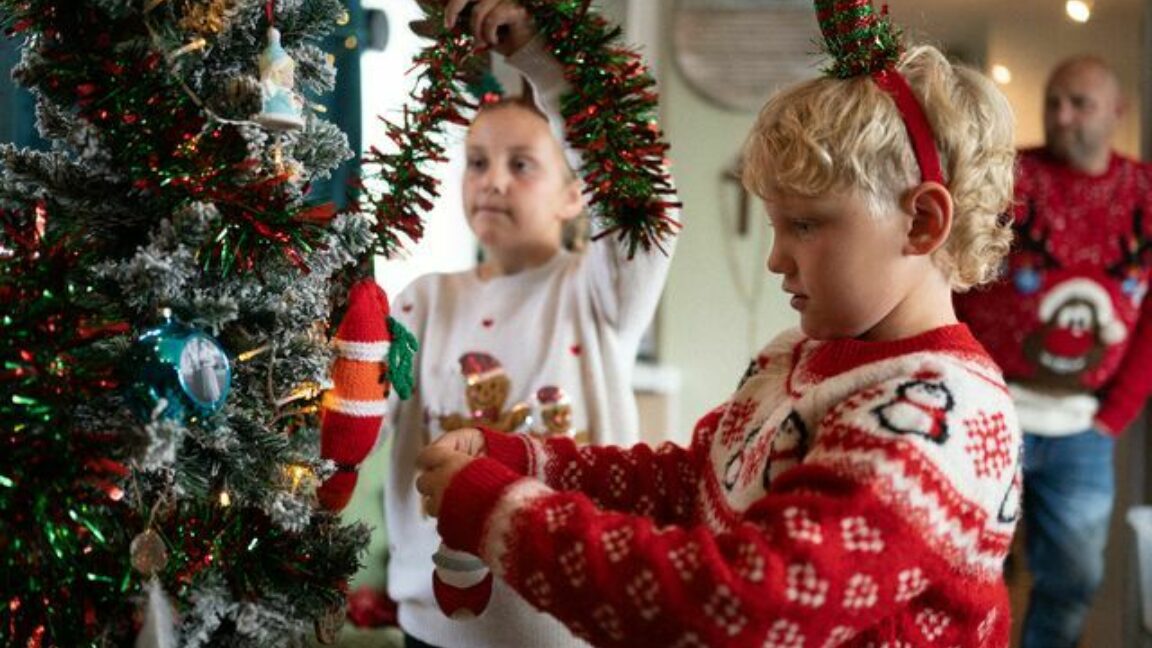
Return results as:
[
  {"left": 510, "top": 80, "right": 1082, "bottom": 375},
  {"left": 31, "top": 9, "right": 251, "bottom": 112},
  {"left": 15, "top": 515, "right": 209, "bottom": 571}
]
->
[{"left": 1021, "top": 430, "right": 1115, "bottom": 648}]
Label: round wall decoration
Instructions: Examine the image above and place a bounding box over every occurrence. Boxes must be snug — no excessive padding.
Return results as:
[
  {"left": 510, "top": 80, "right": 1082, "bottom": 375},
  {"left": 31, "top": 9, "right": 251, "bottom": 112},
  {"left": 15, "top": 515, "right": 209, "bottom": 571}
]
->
[{"left": 673, "top": 0, "right": 821, "bottom": 112}]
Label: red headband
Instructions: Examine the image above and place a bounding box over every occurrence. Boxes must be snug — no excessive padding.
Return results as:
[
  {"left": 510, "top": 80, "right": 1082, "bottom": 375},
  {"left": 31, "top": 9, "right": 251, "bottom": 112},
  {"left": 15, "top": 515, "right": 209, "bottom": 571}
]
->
[{"left": 871, "top": 68, "right": 945, "bottom": 185}]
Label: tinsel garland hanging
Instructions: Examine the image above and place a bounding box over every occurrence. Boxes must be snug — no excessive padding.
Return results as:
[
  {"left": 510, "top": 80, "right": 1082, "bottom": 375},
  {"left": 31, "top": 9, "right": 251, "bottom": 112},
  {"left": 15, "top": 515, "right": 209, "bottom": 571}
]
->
[
  {"left": 358, "top": 0, "right": 680, "bottom": 259},
  {"left": 0, "top": 202, "right": 137, "bottom": 642}
]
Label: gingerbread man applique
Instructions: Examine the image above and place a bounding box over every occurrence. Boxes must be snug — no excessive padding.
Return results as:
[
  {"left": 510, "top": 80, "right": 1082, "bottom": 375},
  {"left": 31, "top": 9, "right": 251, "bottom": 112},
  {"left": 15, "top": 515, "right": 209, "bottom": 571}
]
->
[{"left": 438, "top": 352, "right": 529, "bottom": 433}]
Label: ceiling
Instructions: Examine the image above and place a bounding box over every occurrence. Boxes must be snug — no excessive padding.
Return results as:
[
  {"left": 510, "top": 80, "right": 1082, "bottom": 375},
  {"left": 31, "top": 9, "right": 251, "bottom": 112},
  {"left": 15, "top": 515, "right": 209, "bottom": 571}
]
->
[
  {"left": 893, "top": 0, "right": 1143, "bottom": 23},
  {"left": 914, "top": 0, "right": 1141, "bottom": 9}
]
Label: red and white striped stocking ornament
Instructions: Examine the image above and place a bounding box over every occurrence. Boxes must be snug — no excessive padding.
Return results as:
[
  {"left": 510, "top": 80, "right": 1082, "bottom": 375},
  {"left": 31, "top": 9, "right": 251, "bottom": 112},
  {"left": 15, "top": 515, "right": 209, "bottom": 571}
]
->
[{"left": 317, "top": 278, "right": 414, "bottom": 511}]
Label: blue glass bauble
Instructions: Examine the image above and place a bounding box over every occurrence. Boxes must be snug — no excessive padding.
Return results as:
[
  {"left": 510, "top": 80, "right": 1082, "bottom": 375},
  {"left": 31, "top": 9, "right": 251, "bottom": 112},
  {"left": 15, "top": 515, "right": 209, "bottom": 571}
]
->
[
  {"left": 1013, "top": 267, "right": 1042, "bottom": 295},
  {"left": 130, "top": 312, "right": 231, "bottom": 422}
]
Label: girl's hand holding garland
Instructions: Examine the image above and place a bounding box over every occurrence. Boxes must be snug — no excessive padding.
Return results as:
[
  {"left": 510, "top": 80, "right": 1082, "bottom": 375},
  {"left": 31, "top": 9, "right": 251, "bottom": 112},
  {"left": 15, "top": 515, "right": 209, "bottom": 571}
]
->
[{"left": 444, "top": 0, "right": 534, "bottom": 55}]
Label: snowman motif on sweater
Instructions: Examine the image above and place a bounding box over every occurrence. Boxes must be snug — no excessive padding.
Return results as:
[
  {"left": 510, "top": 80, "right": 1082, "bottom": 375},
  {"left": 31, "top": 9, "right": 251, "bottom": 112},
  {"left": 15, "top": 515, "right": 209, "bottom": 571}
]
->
[{"left": 872, "top": 377, "right": 955, "bottom": 444}]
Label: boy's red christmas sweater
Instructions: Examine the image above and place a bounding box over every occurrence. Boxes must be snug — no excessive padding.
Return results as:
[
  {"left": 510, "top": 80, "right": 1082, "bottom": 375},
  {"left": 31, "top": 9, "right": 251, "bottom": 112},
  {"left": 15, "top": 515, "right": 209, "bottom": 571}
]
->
[{"left": 437, "top": 325, "right": 1021, "bottom": 647}]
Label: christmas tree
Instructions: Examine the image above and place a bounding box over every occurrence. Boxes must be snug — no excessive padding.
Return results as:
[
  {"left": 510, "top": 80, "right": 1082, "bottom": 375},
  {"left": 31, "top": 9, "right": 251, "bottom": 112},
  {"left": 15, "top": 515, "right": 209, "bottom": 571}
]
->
[{"left": 0, "top": 0, "right": 383, "bottom": 645}]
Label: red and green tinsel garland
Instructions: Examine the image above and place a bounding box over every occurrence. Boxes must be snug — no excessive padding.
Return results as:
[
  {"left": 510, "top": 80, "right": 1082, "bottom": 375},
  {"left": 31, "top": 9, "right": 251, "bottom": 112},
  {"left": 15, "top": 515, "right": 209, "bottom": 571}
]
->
[
  {"left": 1, "top": 202, "right": 137, "bottom": 645},
  {"left": 359, "top": 0, "right": 680, "bottom": 259},
  {"left": 814, "top": 0, "right": 903, "bottom": 78}
]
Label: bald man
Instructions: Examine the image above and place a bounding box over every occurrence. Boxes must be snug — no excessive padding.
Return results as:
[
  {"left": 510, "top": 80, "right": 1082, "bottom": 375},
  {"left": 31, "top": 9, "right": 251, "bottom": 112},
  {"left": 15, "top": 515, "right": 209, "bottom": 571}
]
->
[
  {"left": 1044, "top": 56, "right": 1126, "bottom": 173},
  {"left": 955, "top": 56, "right": 1152, "bottom": 648}
]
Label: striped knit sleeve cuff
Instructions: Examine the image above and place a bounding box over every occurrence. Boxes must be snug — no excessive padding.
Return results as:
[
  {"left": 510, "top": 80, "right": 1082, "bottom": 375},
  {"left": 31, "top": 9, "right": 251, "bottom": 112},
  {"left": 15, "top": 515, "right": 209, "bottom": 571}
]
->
[
  {"left": 438, "top": 457, "right": 523, "bottom": 555},
  {"left": 480, "top": 427, "right": 531, "bottom": 475}
]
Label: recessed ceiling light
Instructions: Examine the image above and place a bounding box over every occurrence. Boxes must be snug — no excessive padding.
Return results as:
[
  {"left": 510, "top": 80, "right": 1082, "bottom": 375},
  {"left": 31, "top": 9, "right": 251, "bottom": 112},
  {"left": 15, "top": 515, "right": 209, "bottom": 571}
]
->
[
  {"left": 991, "top": 64, "right": 1013, "bottom": 85},
  {"left": 1066, "top": 0, "right": 1092, "bottom": 23}
]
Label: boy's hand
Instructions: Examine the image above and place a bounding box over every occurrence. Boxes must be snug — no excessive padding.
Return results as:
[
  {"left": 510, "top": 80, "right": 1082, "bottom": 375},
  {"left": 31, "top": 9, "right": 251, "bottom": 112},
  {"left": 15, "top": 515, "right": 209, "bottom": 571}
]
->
[
  {"left": 415, "top": 443, "right": 475, "bottom": 517},
  {"left": 435, "top": 428, "right": 488, "bottom": 457},
  {"left": 444, "top": 0, "right": 537, "bottom": 56}
]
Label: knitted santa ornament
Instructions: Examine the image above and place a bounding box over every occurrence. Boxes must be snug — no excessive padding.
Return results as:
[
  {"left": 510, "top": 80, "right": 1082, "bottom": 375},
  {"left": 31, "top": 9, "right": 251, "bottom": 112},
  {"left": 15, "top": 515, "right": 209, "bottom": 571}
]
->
[{"left": 317, "top": 278, "right": 416, "bottom": 511}]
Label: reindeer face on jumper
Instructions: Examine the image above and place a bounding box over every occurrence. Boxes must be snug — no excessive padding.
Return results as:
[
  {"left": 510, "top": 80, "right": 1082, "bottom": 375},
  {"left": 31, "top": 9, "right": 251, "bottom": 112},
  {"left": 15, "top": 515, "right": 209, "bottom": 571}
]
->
[{"left": 1023, "top": 277, "right": 1126, "bottom": 389}]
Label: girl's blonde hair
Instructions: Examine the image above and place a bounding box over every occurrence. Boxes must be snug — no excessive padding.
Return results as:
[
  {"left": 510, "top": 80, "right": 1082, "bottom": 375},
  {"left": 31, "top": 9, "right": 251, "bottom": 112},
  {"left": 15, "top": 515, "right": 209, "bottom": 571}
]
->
[{"left": 742, "top": 45, "right": 1016, "bottom": 291}]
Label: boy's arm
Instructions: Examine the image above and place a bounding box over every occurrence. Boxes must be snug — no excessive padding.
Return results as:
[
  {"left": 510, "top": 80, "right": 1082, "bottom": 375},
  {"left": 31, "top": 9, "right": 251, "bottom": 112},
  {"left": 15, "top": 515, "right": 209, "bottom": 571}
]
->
[
  {"left": 435, "top": 375, "right": 1015, "bottom": 647},
  {"left": 506, "top": 37, "right": 680, "bottom": 335},
  {"left": 437, "top": 464, "right": 988, "bottom": 647},
  {"left": 476, "top": 407, "right": 724, "bottom": 525}
]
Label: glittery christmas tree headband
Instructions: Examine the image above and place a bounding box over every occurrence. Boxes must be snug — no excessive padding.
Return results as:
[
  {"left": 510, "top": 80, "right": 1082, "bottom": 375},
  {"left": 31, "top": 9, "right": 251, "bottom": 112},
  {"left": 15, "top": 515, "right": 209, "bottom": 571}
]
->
[{"left": 815, "top": 0, "right": 944, "bottom": 184}]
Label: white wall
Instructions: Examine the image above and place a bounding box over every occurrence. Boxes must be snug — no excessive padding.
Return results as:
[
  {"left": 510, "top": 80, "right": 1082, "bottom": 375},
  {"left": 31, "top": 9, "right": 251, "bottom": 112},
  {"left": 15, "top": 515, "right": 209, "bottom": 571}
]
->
[
  {"left": 362, "top": 0, "right": 475, "bottom": 298},
  {"left": 658, "top": 4, "right": 799, "bottom": 444}
]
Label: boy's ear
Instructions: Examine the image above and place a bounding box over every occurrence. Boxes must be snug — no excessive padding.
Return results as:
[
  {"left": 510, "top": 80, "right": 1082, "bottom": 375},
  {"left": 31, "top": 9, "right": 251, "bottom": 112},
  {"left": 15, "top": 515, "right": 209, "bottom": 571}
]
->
[{"left": 901, "top": 181, "right": 953, "bottom": 256}]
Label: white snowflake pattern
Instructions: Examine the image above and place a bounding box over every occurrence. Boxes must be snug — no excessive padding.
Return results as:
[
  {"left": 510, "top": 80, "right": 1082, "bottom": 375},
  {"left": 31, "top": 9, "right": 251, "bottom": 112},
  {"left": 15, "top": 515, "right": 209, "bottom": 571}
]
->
[
  {"left": 560, "top": 462, "right": 584, "bottom": 490},
  {"left": 653, "top": 466, "right": 667, "bottom": 495},
  {"left": 964, "top": 411, "right": 1012, "bottom": 480},
  {"left": 719, "top": 399, "right": 758, "bottom": 445},
  {"left": 915, "top": 608, "right": 951, "bottom": 641},
  {"left": 843, "top": 573, "right": 879, "bottom": 610},
  {"left": 608, "top": 463, "right": 628, "bottom": 498},
  {"left": 635, "top": 494, "right": 656, "bottom": 516},
  {"left": 821, "top": 626, "right": 857, "bottom": 648},
  {"left": 841, "top": 516, "right": 884, "bottom": 552},
  {"left": 703, "top": 584, "right": 747, "bottom": 637},
  {"left": 786, "top": 563, "right": 829, "bottom": 608},
  {"left": 601, "top": 525, "right": 634, "bottom": 563},
  {"left": 559, "top": 542, "right": 587, "bottom": 587},
  {"left": 593, "top": 605, "right": 625, "bottom": 641},
  {"left": 626, "top": 569, "right": 661, "bottom": 620},
  {"left": 734, "top": 541, "right": 765, "bottom": 583},
  {"left": 895, "top": 568, "right": 930, "bottom": 602},
  {"left": 763, "top": 619, "right": 805, "bottom": 648},
  {"left": 669, "top": 542, "right": 701, "bottom": 582},
  {"left": 524, "top": 571, "right": 552, "bottom": 606},
  {"left": 545, "top": 501, "right": 577, "bottom": 533},
  {"left": 785, "top": 507, "right": 824, "bottom": 545}
]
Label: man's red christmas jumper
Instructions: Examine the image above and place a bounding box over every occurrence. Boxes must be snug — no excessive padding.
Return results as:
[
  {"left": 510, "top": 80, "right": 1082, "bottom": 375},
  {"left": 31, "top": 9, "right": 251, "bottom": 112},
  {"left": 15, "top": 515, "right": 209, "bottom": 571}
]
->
[
  {"left": 436, "top": 325, "right": 1022, "bottom": 647},
  {"left": 955, "top": 148, "right": 1152, "bottom": 434}
]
